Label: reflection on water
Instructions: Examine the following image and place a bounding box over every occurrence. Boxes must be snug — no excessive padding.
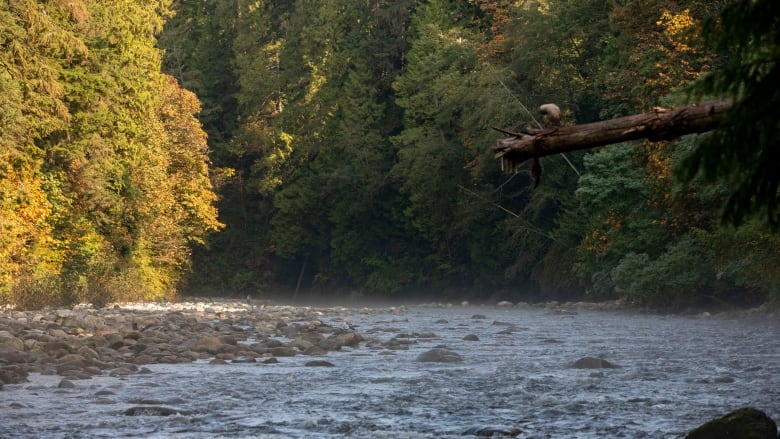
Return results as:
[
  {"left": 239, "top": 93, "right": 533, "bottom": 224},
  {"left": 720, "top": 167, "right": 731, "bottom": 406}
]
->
[{"left": 1, "top": 305, "right": 779, "bottom": 438}]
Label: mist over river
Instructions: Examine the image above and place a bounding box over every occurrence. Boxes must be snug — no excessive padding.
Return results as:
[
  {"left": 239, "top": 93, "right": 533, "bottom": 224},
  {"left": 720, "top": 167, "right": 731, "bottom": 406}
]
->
[{"left": 1, "top": 301, "right": 779, "bottom": 438}]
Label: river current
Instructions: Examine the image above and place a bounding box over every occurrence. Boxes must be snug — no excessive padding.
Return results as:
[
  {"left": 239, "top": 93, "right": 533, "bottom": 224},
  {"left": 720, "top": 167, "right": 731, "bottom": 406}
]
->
[{"left": 1, "top": 303, "right": 779, "bottom": 438}]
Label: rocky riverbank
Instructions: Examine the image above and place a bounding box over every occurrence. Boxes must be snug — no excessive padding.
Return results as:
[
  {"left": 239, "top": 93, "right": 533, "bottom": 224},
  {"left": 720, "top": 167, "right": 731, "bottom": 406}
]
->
[
  {"left": 3, "top": 297, "right": 777, "bottom": 390},
  {"left": 1, "top": 299, "right": 778, "bottom": 437},
  {"left": 0, "top": 300, "right": 387, "bottom": 389}
]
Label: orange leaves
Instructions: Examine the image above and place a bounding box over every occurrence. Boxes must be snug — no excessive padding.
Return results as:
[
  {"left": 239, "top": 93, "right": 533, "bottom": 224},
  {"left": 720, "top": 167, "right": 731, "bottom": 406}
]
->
[{"left": 582, "top": 212, "right": 622, "bottom": 255}]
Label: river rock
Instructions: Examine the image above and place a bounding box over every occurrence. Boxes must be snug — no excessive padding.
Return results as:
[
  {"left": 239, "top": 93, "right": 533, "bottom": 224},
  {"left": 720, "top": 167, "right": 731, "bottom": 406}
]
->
[
  {"left": 289, "top": 337, "right": 315, "bottom": 351},
  {"left": 463, "top": 334, "right": 479, "bottom": 341},
  {"left": 0, "top": 349, "right": 33, "bottom": 364},
  {"left": 572, "top": 357, "right": 618, "bottom": 369},
  {"left": 193, "top": 336, "right": 224, "bottom": 355},
  {"left": 320, "top": 332, "right": 363, "bottom": 350},
  {"left": 124, "top": 406, "right": 186, "bottom": 416},
  {"left": 109, "top": 365, "right": 138, "bottom": 377},
  {"left": 58, "top": 379, "right": 76, "bottom": 389},
  {"left": 303, "top": 346, "right": 327, "bottom": 356},
  {"left": 305, "top": 360, "right": 335, "bottom": 367},
  {"left": 0, "top": 335, "right": 24, "bottom": 351},
  {"left": 267, "top": 346, "right": 297, "bottom": 357},
  {"left": 685, "top": 407, "right": 777, "bottom": 439},
  {"left": 416, "top": 348, "right": 463, "bottom": 363},
  {"left": 0, "top": 365, "right": 28, "bottom": 385},
  {"left": 462, "top": 426, "right": 522, "bottom": 437}
]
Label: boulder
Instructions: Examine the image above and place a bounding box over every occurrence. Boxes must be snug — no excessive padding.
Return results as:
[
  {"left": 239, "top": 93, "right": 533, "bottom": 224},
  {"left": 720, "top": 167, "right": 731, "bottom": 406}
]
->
[
  {"left": 462, "top": 426, "right": 521, "bottom": 437},
  {"left": 193, "top": 336, "right": 224, "bottom": 355},
  {"left": 124, "top": 406, "right": 187, "bottom": 416},
  {"left": 267, "top": 346, "right": 297, "bottom": 357},
  {"left": 58, "top": 379, "right": 76, "bottom": 389},
  {"left": 305, "top": 360, "right": 335, "bottom": 367},
  {"left": 416, "top": 348, "right": 463, "bottom": 363},
  {"left": 0, "top": 335, "right": 24, "bottom": 351},
  {"left": 0, "top": 365, "right": 29, "bottom": 385},
  {"left": 572, "top": 357, "right": 618, "bottom": 369},
  {"left": 686, "top": 407, "right": 777, "bottom": 439}
]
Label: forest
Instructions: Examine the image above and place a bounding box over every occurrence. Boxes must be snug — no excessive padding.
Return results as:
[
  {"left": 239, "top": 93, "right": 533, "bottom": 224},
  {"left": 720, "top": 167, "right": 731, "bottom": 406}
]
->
[{"left": 1, "top": 0, "right": 778, "bottom": 309}]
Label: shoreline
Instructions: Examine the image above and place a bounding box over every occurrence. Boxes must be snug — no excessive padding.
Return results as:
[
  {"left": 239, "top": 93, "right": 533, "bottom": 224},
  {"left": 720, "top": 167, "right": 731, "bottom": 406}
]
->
[{"left": 2, "top": 297, "right": 777, "bottom": 389}]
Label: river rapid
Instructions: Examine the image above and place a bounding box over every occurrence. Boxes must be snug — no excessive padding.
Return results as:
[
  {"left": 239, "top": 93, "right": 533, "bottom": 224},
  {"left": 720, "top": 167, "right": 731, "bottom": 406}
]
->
[{"left": 1, "top": 301, "right": 779, "bottom": 438}]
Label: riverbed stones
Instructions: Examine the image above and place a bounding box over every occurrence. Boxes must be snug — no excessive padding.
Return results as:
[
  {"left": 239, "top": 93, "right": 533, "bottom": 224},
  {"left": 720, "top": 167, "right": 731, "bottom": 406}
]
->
[
  {"left": 416, "top": 348, "right": 463, "bottom": 363},
  {"left": 0, "top": 301, "right": 375, "bottom": 391},
  {"left": 685, "top": 407, "right": 777, "bottom": 439}
]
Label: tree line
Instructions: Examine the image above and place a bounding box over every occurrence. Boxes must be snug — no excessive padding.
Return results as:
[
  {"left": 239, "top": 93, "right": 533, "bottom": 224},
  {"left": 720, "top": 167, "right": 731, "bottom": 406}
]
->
[
  {"left": 2, "top": 0, "right": 777, "bottom": 308},
  {"left": 1, "top": 0, "right": 221, "bottom": 307}
]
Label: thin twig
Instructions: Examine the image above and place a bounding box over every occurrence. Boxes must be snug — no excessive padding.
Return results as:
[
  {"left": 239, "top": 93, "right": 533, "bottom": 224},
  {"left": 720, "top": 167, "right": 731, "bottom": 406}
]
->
[{"left": 457, "top": 185, "right": 558, "bottom": 242}]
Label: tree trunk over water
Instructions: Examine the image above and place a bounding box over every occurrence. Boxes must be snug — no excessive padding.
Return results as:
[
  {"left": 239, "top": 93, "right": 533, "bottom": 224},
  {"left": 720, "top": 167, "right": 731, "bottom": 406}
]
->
[{"left": 493, "top": 99, "right": 733, "bottom": 170}]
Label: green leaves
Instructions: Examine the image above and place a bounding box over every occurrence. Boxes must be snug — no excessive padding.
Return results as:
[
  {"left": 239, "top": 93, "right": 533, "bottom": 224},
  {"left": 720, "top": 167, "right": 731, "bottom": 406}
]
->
[
  {"left": 681, "top": 0, "right": 780, "bottom": 227},
  {"left": 0, "top": 0, "right": 220, "bottom": 307}
]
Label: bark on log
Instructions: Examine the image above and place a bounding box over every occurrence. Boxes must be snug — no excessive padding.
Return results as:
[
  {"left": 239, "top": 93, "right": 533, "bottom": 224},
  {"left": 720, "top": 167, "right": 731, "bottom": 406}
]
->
[{"left": 493, "top": 99, "right": 733, "bottom": 170}]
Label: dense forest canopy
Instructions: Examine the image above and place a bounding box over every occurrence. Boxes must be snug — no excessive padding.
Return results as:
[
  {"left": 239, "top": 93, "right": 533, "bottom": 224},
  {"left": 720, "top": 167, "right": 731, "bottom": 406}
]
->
[{"left": 1, "top": 0, "right": 778, "bottom": 308}]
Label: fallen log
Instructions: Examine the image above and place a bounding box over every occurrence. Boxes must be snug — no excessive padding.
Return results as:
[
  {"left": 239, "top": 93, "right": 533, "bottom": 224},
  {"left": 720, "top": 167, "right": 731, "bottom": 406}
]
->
[{"left": 493, "top": 99, "right": 733, "bottom": 171}]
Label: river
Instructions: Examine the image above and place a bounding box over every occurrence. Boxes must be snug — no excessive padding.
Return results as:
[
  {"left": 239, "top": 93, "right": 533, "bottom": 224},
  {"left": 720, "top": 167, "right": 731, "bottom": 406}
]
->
[{"left": 1, "top": 303, "right": 779, "bottom": 438}]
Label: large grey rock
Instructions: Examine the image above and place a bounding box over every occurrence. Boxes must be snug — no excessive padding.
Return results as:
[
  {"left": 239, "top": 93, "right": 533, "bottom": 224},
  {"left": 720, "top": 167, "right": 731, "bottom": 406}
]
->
[
  {"left": 305, "top": 360, "right": 335, "bottom": 367},
  {"left": 686, "top": 407, "right": 777, "bottom": 439},
  {"left": 0, "top": 365, "right": 29, "bottom": 385},
  {"left": 416, "top": 348, "right": 463, "bottom": 363},
  {"left": 124, "top": 406, "right": 187, "bottom": 416},
  {"left": 193, "top": 336, "right": 224, "bottom": 355},
  {"left": 0, "top": 335, "right": 24, "bottom": 351},
  {"left": 572, "top": 357, "right": 618, "bottom": 369}
]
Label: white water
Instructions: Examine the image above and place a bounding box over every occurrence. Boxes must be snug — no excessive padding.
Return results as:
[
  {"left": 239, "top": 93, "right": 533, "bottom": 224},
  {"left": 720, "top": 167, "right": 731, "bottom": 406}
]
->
[{"left": 1, "top": 305, "right": 779, "bottom": 438}]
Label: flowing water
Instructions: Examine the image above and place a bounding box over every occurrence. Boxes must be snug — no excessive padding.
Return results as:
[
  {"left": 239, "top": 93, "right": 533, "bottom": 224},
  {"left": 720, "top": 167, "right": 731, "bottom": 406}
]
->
[{"left": 1, "top": 304, "right": 779, "bottom": 438}]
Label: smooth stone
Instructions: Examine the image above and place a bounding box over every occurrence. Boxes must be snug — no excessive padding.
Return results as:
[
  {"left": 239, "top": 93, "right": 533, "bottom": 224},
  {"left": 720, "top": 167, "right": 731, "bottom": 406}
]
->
[
  {"left": 58, "top": 379, "right": 76, "bottom": 389},
  {"left": 572, "top": 357, "right": 618, "bottom": 369},
  {"left": 416, "top": 348, "right": 463, "bottom": 363},
  {"left": 193, "top": 336, "right": 224, "bottom": 354},
  {"left": 0, "top": 335, "right": 24, "bottom": 351},
  {"left": 123, "top": 406, "right": 186, "bottom": 417},
  {"left": 303, "top": 346, "right": 327, "bottom": 356},
  {"left": 305, "top": 360, "right": 335, "bottom": 367},
  {"left": 686, "top": 407, "right": 777, "bottom": 439},
  {"left": 267, "top": 346, "right": 296, "bottom": 357},
  {"left": 462, "top": 426, "right": 521, "bottom": 437}
]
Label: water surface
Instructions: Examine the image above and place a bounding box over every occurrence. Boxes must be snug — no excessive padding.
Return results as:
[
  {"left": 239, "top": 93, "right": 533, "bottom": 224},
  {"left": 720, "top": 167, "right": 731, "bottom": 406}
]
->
[{"left": 1, "top": 304, "right": 779, "bottom": 438}]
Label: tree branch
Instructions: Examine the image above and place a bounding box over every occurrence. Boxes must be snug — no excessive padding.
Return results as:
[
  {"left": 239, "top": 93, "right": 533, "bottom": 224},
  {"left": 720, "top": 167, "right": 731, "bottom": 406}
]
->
[{"left": 493, "top": 99, "right": 734, "bottom": 169}]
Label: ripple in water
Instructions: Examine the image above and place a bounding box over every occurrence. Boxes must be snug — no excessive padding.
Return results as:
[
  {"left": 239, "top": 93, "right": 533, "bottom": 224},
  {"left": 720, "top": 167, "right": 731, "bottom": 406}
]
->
[{"left": 1, "top": 305, "right": 779, "bottom": 438}]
